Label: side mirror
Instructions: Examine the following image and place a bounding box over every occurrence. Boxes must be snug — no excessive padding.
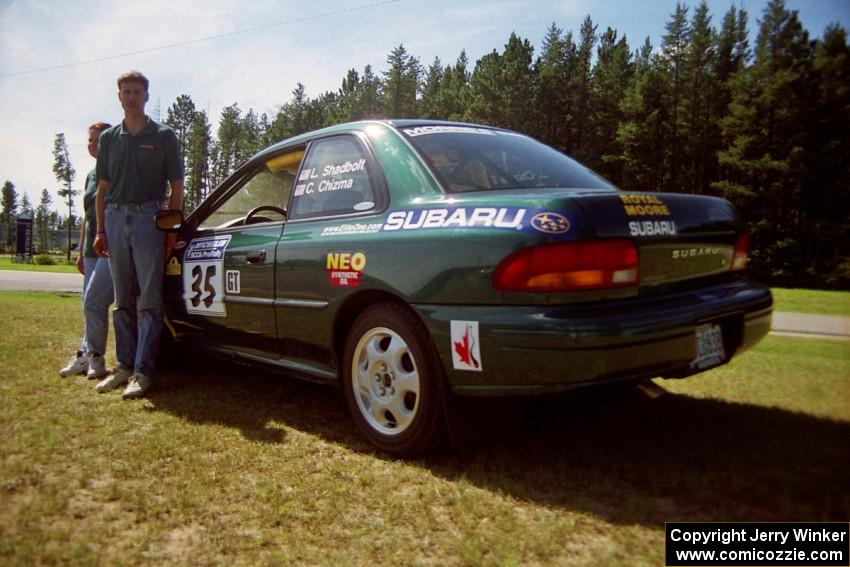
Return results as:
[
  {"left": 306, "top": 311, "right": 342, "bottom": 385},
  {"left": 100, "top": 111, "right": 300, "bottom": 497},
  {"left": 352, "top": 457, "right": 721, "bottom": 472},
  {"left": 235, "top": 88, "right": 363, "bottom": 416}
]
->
[{"left": 155, "top": 209, "right": 184, "bottom": 231}]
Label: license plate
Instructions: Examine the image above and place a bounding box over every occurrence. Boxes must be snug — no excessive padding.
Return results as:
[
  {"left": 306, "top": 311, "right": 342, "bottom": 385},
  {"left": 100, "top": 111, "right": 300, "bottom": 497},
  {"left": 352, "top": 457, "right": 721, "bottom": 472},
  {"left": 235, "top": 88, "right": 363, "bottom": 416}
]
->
[{"left": 690, "top": 324, "right": 726, "bottom": 370}]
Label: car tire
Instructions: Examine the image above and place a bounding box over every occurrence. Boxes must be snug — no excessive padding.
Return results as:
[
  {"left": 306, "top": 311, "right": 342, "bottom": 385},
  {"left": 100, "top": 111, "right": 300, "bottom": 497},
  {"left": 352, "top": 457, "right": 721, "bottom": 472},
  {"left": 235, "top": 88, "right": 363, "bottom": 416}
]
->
[{"left": 343, "top": 302, "right": 445, "bottom": 456}]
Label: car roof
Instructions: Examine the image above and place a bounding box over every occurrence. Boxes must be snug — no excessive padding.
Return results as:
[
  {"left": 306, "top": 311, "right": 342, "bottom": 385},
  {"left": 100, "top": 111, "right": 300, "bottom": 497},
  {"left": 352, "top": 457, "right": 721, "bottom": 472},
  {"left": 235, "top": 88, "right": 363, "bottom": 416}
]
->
[{"left": 256, "top": 119, "right": 512, "bottom": 158}]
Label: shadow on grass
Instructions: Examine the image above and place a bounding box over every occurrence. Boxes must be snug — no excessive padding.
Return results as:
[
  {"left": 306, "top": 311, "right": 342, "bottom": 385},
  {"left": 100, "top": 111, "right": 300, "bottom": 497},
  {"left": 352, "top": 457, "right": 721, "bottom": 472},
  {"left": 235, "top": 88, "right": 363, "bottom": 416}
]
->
[{"left": 149, "top": 359, "right": 850, "bottom": 526}]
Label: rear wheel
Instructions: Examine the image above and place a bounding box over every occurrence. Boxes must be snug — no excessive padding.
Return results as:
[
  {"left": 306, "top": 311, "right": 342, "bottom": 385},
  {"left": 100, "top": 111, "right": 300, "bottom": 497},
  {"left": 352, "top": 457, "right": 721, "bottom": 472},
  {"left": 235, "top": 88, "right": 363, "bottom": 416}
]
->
[{"left": 343, "top": 303, "right": 445, "bottom": 456}]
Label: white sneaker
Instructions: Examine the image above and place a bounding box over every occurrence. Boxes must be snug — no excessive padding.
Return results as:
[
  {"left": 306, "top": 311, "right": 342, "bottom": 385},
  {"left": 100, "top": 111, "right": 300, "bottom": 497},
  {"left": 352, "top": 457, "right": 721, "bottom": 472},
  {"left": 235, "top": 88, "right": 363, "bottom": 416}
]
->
[
  {"left": 86, "top": 355, "right": 108, "bottom": 380},
  {"left": 122, "top": 374, "right": 152, "bottom": 400},
  {"left": 59, "top": 352, "right": 89, "bottom": 377},
  {"left": 95, "top": 366, "right": 133, "bottom": 393}
]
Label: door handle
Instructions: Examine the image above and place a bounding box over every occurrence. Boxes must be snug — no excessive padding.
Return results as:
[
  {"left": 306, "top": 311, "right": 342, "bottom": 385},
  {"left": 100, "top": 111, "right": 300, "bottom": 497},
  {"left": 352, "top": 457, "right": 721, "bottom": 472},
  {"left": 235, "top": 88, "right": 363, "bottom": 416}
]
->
[{"left": 246, "top": 250, "right": 267, "bottom": 264}]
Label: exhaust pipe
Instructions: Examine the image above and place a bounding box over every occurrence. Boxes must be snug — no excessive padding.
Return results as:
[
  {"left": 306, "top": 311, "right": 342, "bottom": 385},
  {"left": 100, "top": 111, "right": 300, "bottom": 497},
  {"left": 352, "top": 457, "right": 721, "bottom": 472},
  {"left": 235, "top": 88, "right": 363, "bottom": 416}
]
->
[{"left": 635, "top": 379, "right": 668, "bottom": 399}]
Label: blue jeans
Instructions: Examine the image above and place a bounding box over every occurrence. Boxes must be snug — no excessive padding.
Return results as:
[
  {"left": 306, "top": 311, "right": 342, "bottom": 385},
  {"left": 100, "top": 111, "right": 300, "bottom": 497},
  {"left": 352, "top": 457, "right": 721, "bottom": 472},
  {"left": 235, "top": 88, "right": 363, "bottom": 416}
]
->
[
  {"left": 82, "top": 256, "right": 114, "bottom": 356},
  {"left": 105, "top": 201, "right": 165, "bottom": 377}
]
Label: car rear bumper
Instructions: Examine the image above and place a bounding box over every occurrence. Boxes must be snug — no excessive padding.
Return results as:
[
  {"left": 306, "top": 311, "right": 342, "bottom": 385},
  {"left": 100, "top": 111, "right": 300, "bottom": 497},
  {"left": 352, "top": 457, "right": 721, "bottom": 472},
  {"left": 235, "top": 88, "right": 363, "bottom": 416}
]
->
[{"left": 413, "top": 280, "right": 773, "bottom": 396}]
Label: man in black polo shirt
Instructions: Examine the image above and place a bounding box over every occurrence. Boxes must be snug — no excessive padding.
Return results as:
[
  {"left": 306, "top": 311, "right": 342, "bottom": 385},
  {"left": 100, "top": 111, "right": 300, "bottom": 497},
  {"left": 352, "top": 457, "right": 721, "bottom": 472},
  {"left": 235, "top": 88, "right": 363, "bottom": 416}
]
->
[{"left": 93, "top": 70, "right": 184, "bottom": 399}]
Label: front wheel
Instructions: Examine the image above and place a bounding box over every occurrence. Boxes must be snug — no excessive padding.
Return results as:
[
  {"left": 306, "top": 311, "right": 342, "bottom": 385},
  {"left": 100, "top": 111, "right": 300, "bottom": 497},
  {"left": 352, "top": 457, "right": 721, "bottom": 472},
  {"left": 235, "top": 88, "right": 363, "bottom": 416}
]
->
[{"left": 342, "top": 303, "right": 445, "bottom": 456}]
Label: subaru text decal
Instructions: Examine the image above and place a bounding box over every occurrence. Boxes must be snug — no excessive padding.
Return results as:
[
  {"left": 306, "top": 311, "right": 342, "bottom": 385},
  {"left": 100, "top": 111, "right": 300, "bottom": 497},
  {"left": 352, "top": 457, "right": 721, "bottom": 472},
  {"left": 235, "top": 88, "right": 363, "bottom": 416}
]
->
[{"left": 381, "top": 207, "right": 574, "bottom": 236}]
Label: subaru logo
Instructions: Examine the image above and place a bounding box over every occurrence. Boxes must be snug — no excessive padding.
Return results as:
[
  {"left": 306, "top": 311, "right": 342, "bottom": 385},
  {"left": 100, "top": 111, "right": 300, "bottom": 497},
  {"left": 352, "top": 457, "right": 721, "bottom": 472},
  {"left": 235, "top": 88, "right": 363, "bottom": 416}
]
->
[{"left": 530, "top": 212, "right": 570, "bottom": 234}]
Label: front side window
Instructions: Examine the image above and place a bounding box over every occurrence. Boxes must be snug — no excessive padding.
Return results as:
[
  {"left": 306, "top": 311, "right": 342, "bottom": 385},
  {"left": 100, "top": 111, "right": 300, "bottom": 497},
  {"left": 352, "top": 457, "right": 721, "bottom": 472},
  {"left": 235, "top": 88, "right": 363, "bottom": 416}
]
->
[
  {"left": 290, "top": 136, "right": 377, "bottom": 218},
  {"left": 199, "top": 149, "right": 303, "bottom": 229},
  {"left": 401, "top": 125, "right": 615, "bottom": 193}
]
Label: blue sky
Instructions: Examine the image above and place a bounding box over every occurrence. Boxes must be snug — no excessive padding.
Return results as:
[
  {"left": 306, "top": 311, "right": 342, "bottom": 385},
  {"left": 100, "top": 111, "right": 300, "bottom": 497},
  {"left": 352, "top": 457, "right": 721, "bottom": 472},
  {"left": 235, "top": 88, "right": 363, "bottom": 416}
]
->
[{"left": 1, "top": 0, "right": 847, "bottom": 212}]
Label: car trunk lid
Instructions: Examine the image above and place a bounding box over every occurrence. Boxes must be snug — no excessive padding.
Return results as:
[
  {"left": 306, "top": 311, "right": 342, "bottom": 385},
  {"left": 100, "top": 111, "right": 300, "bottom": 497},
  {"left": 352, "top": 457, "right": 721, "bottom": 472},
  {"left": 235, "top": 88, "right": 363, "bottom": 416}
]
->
[{"left": 574, "top": 192, "right": 741, "bottom": 287}]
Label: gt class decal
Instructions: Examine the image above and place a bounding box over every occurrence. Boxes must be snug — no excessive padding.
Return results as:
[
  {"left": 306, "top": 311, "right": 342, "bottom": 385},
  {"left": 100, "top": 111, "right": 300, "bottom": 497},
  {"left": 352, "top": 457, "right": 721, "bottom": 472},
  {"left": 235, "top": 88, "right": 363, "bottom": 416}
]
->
[
  {"left": 226, "top": 270, "right": 241, "bottom": 294},
  {"left": 451, "top": 320, "right": 482, "bottom": 372},
  {"left": 183, "top": 236, "right": 231, "bottom": 317}
]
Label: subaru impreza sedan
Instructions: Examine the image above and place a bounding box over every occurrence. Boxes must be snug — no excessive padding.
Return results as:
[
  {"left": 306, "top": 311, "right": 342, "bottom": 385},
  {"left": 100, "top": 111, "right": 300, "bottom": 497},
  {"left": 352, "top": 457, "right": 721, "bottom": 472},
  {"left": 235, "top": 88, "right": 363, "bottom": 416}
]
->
[{"left": 156, "top": 120, "right": 772, "bottom": 456}]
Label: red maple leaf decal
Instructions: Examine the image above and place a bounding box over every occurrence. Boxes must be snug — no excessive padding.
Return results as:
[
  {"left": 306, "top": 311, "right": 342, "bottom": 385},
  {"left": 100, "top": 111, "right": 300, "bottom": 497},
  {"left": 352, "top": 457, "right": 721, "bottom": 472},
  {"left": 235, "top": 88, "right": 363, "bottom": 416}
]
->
[{"left": 453, "top": 325, "right": 480, "bottom": 369}]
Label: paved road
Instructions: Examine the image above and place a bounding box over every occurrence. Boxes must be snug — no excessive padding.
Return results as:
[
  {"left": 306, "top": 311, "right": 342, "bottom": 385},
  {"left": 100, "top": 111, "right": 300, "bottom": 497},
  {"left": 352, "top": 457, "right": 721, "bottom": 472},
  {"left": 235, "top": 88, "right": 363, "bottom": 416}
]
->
[
  {"left": 1, "top": 270, "right": 847, "bottom": 339},
  {"left": 0, "top": 269, "right": 83, "bottom": 293},
  {"left": 771, "top": 312, "right": 850, "bottom": 341}
]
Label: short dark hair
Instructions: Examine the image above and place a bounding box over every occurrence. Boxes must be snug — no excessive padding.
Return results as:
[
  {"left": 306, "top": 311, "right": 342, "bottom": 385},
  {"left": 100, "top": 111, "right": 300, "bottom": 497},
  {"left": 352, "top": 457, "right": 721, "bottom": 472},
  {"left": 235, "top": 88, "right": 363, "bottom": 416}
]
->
[
  {"left": 89, "top": 121, "right": 112, "bottom": 132},
  {"left": 117, "top": 70, "right": 149, "bottom": 91}
]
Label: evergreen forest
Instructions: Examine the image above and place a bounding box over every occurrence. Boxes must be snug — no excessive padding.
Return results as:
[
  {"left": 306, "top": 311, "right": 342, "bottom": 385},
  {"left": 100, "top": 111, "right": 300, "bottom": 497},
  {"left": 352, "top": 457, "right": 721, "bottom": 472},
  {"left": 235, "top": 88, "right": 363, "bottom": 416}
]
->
[{"left": 6, "top": 0, "right": 845, "bottom": 287}]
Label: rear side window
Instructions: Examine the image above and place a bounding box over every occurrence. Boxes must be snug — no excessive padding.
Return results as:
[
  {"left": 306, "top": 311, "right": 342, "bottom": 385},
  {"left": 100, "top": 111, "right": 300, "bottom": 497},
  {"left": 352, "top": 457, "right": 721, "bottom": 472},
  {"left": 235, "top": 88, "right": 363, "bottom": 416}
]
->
[
  {"left": 402, "top": 125, "right": 614, "bottom": 193},
  {"left": 290, "top": 136, "right": 377, "bottom": 218}
]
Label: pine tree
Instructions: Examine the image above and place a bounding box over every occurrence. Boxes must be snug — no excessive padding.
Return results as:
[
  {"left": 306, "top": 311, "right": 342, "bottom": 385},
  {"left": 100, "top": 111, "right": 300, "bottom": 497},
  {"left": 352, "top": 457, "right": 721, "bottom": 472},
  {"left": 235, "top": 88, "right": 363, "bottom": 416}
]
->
[
  {"left": 617, "top": 37, "right": 671, "bottom": 192},
  {"left": 715, "top": 6, "right": 749, "bottom": 105},
  {"left": 382, "top": 45, "right": 421, "bottom": 118},
  {"left": 19, "top": 194, "right": 33, "bottom": 218},
  {"left": 419, "top": 57, "right": 444, "bottom": 119},
  {"left": 238, "top": 109, "right": 264, "bottom": 163},
  {"left": 569, "top": 16, "right": 597, "bottom": 160},
  {"left": 289, "top": 83, "right": 311, "bottom": 136},
  {"left": 52, "top": 133, "right": 75, "bottom": 261},
  {"left": 501, "top": 33, "right": 535, "bottom": 132},
  {"left": 588, "top": 27, "right": 632, "bottom": 182},
  {"left": 810, "top": 24, "right": 850, "bottom": 284},
  {"left": 712, "top": 6, "right": 750, "bottom": 191},
  {"left": 682, "top": 1, "right": 716, "bottom": 194},
  {"left": 715, "top": 0, "right": 815, "bottom": 284},
  {"left": 185, "top": 110, "right": 212, "bottom": 210},
  {"left": 359, "top": 65, "right": 382, "bottom": 119},
  {"left": 211, "top": 104, "right": 242, "bottom": 187},
  {"left": 661, "top": 3, "right": 691, "bottom": 191},
  {"left": 1, "top": 180, "right": 18, "bottom": 252},
  {"left": 466, "top": 50, "right": 504, "bottom": 125},
  {"left": 165, "top": 94, "right": 196, "bottom": 179},
  {"left": 438, "top": 51, "right": 471, "bottom": 122},
  {"left": 336, "top": 68, "right": 363, "bottom": 122},
  {"left": 534, "top": 24, "right": 571, "bottom": 150},
  {"left": 307, "top": 92, "right": 337, "bottom": 131},
  {"left": 36, "top": 188, "right": 52, "bottom": 253}
]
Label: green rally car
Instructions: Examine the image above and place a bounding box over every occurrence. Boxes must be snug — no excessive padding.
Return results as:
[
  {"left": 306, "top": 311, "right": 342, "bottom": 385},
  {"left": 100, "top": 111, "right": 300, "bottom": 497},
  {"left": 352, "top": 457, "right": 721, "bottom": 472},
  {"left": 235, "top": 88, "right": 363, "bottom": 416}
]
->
[{"left": 156, "top": 120, "right": 773, "bottom": 456}]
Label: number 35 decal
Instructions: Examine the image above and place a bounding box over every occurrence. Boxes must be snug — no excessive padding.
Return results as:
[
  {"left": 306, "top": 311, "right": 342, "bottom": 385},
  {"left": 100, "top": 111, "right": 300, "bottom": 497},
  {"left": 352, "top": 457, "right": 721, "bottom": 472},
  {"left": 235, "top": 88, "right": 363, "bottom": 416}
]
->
[
  {"left": 183, "top": 236, "right": 231, "bottom": 317},
  {"left": 190, "top": 264, "right": 218, "bottom": 309}
]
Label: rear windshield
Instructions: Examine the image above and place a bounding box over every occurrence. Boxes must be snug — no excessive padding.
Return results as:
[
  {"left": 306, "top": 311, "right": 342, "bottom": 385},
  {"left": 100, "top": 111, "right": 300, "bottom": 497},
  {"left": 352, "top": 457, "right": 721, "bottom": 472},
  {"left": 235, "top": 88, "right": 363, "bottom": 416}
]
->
[{"left": 401, "top": 125, "right": 614, "bottom": 193}]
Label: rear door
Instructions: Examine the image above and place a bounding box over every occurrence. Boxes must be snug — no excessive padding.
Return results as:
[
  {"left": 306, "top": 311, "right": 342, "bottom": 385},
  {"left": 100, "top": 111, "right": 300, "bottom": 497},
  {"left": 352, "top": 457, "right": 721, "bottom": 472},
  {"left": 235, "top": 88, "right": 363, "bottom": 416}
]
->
[{"left": 273, "top": 134, "right": 385, "bottom": 376}]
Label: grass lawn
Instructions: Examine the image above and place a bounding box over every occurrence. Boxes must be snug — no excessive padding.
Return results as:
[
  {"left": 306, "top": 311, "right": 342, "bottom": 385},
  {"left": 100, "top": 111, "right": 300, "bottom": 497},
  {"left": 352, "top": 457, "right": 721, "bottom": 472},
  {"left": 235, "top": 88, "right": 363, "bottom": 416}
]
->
[
  {"left": 771, "top": 287, "right": 850, "bottom": 317},
  {"left": 0, "top": 255, "right": 78, "bottom": 274},
  {"left": 0, "top": 292, "right": 848, "bottom": 566}
]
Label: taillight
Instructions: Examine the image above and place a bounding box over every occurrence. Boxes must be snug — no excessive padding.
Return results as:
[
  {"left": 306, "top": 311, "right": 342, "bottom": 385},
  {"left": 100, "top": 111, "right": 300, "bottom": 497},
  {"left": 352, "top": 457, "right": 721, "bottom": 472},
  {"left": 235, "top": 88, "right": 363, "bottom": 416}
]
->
[
  {"left": 493, "top": 240, "right": 639, "bottom": 292},
  {"left": 732, "top": 232, "right": 750, "bottom": 271}
]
